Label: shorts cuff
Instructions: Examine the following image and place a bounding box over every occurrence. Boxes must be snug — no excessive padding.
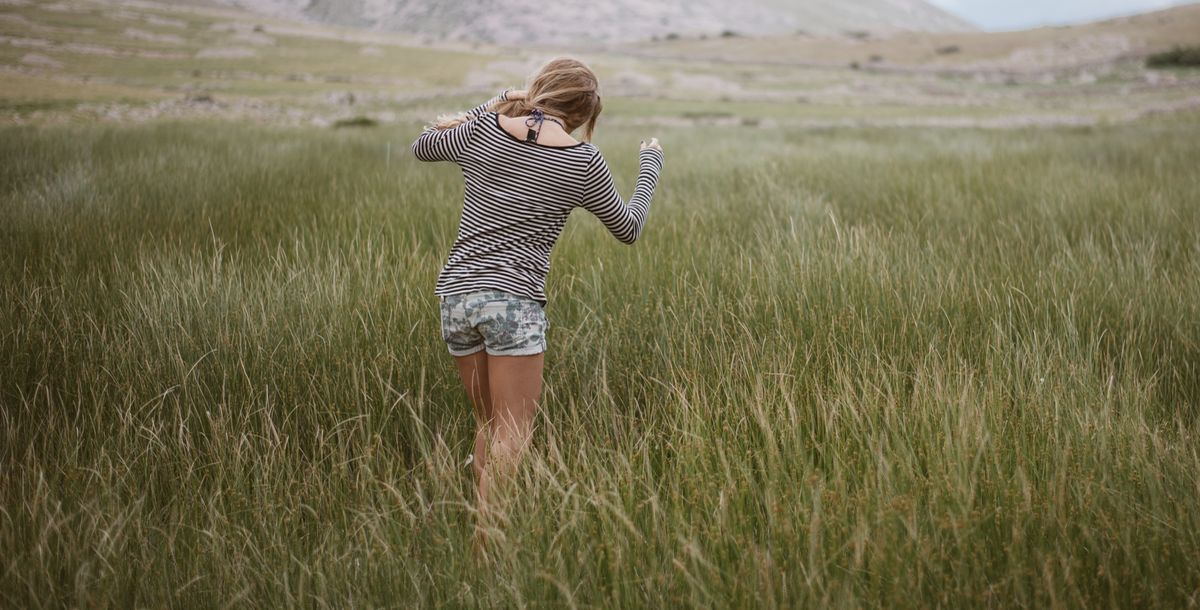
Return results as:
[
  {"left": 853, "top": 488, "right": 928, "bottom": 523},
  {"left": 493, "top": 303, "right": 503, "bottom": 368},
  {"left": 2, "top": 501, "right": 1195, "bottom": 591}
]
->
[
  {"left": 447, "top": 344, "right": 486, "bottom": 357},
  {"left": 485, "top": 343, "right": 546, "bottom": 357}
]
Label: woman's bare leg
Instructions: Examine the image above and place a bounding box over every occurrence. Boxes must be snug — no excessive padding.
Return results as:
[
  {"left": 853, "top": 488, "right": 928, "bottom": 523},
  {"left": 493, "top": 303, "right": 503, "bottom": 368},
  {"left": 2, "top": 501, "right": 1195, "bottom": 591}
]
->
[
  {"left": 478, "top": 353, "right": 544, "bottom": 512},
  {"left": 454, "top": 351, "right": 492, "bottom": 486}
]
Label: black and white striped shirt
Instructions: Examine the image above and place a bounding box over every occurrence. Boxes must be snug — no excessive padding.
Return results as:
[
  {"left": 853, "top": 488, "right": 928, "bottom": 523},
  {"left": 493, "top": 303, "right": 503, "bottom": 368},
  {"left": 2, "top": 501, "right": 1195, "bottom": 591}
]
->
[{"left": 412, "top": 92, "right": 664, "bottom": 304}]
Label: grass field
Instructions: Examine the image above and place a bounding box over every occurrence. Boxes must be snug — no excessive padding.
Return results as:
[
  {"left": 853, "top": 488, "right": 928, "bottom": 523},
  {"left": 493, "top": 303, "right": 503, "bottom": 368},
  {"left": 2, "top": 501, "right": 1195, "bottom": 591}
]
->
[{"left": 2, "top": 110, "right": 1199, "bottom": 607}]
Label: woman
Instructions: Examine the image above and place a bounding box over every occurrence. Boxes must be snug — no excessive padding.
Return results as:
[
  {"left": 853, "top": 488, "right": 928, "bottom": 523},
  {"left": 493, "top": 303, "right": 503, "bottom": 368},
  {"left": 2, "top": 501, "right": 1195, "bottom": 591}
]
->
[{"left": 411, "top": 57, "right": 664, "bottom": 516}]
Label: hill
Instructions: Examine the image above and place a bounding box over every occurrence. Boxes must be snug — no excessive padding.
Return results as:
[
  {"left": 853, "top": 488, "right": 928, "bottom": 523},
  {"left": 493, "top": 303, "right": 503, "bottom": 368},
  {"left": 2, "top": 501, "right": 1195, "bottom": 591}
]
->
[
  {"left": 1, "top": 0, "right": 1196, "bottom": 130},
  {"left": 206, "top": 0, "right": 975, "bottom": 45},
  {"left": 627, "top": 3, "right": 1200, "bottom": 73}
]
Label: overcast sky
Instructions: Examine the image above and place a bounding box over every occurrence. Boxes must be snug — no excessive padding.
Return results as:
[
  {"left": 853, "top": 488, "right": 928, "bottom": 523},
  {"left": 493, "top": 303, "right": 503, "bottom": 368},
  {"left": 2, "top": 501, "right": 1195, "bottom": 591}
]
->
[{"left": 926, "top": 0, "right": 1196, "bottom": 30}]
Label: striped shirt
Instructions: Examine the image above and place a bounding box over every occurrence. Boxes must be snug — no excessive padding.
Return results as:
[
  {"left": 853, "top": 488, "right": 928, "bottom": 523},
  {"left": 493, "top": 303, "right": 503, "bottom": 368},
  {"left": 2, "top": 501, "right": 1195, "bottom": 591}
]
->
[{"left": 411, "top": 91, "right": 664, "bottom": 304}]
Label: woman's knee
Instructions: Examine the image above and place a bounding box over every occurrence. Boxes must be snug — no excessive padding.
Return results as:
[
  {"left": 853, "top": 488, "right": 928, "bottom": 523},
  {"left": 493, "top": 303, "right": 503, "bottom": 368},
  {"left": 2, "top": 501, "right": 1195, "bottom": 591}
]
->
[{"left": 488, "top": 425, "right": 533, "bottom": 465}]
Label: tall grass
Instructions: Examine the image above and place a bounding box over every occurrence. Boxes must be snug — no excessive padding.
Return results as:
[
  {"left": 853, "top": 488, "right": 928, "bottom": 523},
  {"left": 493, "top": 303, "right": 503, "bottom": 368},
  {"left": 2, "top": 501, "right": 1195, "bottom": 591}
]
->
[{"left": 2, "top": 116, "right": 1199, "bottom": 608}]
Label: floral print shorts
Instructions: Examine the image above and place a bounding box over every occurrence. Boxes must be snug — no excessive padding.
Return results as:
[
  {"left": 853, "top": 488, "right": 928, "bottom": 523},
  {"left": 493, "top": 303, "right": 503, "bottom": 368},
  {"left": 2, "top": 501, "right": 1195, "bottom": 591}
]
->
[{"left": 438, "top": 291, "right": 548, "bottom": 357}]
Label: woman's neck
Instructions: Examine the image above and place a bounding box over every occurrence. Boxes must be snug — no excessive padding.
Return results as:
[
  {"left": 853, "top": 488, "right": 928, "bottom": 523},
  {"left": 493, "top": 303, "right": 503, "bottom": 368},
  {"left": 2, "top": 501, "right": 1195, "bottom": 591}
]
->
[{"left": 498, "top": 114, "right": 579, "bottom": 146}]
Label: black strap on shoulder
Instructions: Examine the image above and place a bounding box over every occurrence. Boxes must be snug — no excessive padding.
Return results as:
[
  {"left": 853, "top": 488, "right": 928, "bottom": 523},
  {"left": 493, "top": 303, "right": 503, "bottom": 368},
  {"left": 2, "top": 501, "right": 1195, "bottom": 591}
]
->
[{"left": 525, "top": 108, "right": 546, "bottom": 143}]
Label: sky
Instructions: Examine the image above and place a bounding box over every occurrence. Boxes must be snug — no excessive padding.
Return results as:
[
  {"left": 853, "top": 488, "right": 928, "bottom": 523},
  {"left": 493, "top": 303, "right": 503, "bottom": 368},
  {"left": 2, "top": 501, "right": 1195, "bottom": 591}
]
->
[{"left": 926, "top": 0, "right": 1197, "bottom": 30}]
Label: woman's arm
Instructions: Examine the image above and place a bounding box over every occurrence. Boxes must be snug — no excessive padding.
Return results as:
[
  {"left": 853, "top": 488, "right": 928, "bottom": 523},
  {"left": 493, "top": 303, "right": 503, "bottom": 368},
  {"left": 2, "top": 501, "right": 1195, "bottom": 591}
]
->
[
  {"left": 579, "top": 143, "right": 665, "bottom": 244},
  {"left": 464, "top": 89, "right": 514, "bottom": 120},
  {"left": 410, "top": 89, "right": 515, "bottom": 163}
]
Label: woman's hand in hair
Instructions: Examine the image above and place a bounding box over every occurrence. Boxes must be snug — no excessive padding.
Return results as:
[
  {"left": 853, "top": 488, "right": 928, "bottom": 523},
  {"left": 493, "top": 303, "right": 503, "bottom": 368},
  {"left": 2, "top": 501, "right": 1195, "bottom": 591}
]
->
[
  {"left": 506, "top": 89, "right": 528, "bottom": 101},
  {"left": 640, "top": 138, "right": 663, "bottom": 152}
]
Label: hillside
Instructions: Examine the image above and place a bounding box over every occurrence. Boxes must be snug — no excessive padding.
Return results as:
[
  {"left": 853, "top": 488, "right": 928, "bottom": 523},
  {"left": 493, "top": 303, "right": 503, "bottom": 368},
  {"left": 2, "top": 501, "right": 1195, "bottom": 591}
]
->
[
  {"left": 207, "top": 0, "right": 975, "bottom": 45},
  {"left": 1, "top": 0, "right": 1197, "bottom": 130},
  {"left": 628, "top": 3, "right": 1200, "bottom": 73}
]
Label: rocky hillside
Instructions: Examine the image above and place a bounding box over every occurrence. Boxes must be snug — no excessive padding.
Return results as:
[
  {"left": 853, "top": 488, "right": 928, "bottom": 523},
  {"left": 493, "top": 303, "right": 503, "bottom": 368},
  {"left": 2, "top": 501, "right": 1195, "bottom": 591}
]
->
[{"left": 207, "top": 0, "right": 976, "bottom": 45}]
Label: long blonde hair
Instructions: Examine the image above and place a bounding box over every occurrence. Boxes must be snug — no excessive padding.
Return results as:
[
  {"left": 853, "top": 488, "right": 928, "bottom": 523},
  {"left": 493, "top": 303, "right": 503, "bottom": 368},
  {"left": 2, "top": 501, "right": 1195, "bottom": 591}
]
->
[{"left": 435, "top": 57, "right": 603, "bottom": 142}]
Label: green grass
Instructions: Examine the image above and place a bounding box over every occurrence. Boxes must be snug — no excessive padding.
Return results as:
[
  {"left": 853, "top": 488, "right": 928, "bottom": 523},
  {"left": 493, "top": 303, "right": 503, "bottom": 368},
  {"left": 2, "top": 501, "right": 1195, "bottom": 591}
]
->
[{"left": 2, "top": 113, "right": 1199, "bottom": 608}]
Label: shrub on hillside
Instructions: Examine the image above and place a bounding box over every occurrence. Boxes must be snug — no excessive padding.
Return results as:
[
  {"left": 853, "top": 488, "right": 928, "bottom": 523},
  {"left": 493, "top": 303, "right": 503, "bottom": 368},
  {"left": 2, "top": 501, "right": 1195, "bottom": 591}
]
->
[
  {"left": 1147, "top": 46, "right": 1200, "bottom": 68},
  {"left": 332, "top": 116, "right": 377, "bottom": 128}
]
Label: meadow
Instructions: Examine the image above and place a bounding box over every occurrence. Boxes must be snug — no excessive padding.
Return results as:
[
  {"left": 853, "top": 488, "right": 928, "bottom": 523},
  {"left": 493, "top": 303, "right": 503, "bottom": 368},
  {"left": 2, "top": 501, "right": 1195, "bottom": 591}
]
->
[{"left": 2, "top": 113, "right": 1199, "bottom": 608}]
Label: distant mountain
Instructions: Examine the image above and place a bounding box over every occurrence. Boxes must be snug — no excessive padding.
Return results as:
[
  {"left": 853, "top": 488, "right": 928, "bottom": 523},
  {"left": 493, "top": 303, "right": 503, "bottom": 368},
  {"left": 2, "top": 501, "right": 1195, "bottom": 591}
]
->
[{"left": 209, "top": 0, "right": 976, "bottom": 44}]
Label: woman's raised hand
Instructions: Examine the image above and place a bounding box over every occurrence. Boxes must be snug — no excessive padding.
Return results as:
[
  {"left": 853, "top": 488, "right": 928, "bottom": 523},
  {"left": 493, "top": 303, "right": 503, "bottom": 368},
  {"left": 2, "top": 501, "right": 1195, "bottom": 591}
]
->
[
  {"left": 507, "top": 89, "right": 528, "bottom": 100},
  {"left": 640, "top": 138, "right": 663, "bottom": 152}
]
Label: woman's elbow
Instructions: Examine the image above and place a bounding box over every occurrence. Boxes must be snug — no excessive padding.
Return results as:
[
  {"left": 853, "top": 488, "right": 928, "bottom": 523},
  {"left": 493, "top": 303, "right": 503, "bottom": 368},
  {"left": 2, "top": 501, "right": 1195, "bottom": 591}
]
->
[
  {"left": 410, "top": 141, "right": 431, "bottom": 162},
  {"left": 616, "top": 228, "right": 642, "bottom": 245},
  {"left": 411, "top": 134, "right": 444, "bottom": 162}
]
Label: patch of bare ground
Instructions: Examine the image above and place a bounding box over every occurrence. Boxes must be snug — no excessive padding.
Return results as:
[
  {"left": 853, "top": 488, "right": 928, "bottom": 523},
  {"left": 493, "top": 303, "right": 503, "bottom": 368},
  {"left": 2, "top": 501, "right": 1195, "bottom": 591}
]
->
[
  {"left": 145, "top": 15, "right": 186, "bottom": 28},
  {"left": 0, "top": 14, "right": 95, "bottom": 36},
  {"left": 609, "top": 113, "right": 1101, "bottom": 130},
  {"left": 461, "top": 59, "right": 541, "bottom": 89},
  {"left": 110, "top": 10, "right": 187, "bottom": 29},
  {"left": 35, "top": 2, "right": 70, "bottom": 11},
  {"left": 208, "top": 22, "right": 276, "bottom": 46},
  {"left": 2, "top": 93, "right": 386, "bottom": 128},
  {"left": 123, "top": 27, "right": 185, "bottom": 45},
  {"left": 19, "top": 53, "right": 64, "bottom": 69},
  {"left": 0, "top": 13, "right": 32, "bottom": 26},
  {"left": 0, "top": 35, "right": 53, "bottom": 50},
  {"left": 1, "top": 33, "right": 187, "bottom": 58},
  {"left": 670, "top": 71, "right": 744, "bottom": 96},
  {"left": 195, "top": 46, "right": 257, "bottom": 59},
  {"left": 231, "top": 30, "right": 274, "bottom": 45}
]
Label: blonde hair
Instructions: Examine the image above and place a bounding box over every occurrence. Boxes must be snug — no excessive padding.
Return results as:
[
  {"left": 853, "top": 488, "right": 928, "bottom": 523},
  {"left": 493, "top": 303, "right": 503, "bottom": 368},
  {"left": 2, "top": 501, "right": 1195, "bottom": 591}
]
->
[{"left": 435, "top": 57, "right": 603, "bottom": 142}]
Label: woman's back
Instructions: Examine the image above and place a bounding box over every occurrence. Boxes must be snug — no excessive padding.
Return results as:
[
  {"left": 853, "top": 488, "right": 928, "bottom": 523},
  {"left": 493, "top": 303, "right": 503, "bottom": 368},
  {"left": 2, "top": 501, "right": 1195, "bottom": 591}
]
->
[
  {"left": 413, "top": 99, "right": 663, "bottom": 304},
  {"left": 439, "top": 111, "right": 597, "bottom": 302}
]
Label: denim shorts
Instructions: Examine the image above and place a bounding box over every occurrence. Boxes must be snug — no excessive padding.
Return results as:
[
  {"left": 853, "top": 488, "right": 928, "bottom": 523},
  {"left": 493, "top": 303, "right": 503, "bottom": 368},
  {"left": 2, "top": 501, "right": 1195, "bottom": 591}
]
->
[{"left": 438, "top": 291, "right": 548, "bottom": 357}]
